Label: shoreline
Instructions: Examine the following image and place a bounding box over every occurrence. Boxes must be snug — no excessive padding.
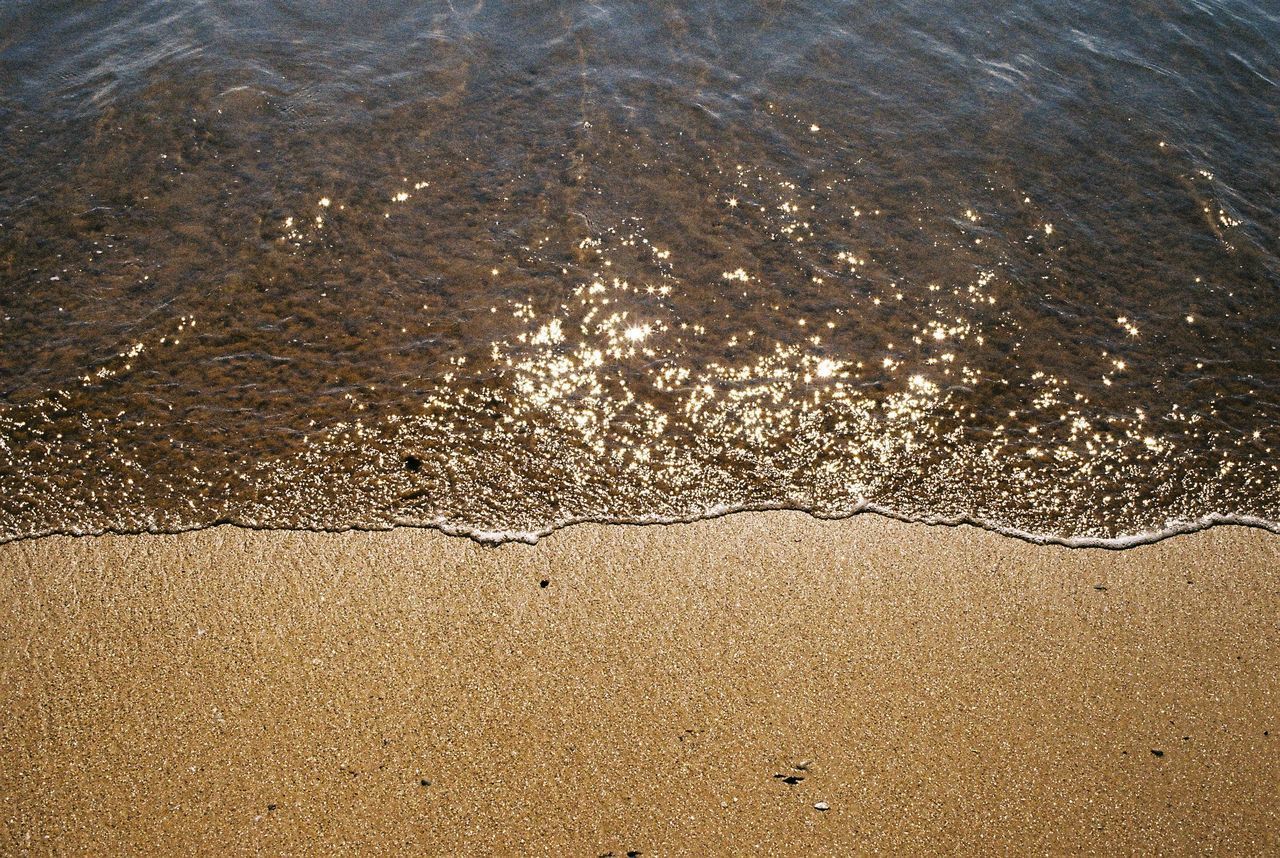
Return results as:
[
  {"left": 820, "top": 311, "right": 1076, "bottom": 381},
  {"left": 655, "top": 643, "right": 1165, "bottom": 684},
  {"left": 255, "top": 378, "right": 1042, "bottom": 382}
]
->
[
  {"left": 3, "top": 503, "right": 1279, "bottom": 550},
  {"left": 2, "top": 513, "right": 1277, "bottom": 853}
]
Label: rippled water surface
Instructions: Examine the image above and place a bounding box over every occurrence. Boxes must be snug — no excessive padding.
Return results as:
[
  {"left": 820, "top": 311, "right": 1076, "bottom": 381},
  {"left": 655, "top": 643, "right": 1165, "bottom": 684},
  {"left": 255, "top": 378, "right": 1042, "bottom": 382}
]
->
[{"left": 1, "top": 0, "right": 1278, "bottom": 543}]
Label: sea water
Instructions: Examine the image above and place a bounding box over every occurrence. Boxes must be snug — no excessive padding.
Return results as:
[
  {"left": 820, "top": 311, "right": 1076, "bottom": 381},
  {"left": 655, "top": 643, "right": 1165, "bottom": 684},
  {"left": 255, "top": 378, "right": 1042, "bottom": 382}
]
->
[{"left": 1, "top": 0, "right": 1277, "bottom": 544}]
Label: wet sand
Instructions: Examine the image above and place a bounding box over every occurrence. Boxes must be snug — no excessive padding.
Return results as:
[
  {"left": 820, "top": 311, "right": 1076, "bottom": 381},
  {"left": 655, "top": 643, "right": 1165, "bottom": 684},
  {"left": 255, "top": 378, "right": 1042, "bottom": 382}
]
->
[{"left": 1, "top": 513, "right": 1277, "bottom": 854}]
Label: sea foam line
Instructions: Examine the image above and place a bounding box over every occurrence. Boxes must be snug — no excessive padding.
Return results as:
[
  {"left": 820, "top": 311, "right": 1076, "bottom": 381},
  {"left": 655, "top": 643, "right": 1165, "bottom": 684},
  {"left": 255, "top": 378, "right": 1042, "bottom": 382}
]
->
[{"left": 2, "top": 503, "right": 1278, "bottom": 551}]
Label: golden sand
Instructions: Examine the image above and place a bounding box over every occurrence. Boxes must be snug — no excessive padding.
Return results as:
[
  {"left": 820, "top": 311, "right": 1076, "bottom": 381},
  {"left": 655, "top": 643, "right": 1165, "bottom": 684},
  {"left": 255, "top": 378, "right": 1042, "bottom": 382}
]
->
[{"left": 1, "top": 513, "right": 1277, "bottom": 854}]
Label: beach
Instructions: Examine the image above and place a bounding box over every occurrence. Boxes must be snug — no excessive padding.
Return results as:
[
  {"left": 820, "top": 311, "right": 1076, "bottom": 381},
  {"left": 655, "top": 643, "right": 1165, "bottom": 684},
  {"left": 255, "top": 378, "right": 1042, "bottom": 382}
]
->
[
  {"left": 4, "top": 0, "right": 1279, "bottom": 853},
  {"left": 1, "top": 512, "right": 1276, "bottom": 854}
]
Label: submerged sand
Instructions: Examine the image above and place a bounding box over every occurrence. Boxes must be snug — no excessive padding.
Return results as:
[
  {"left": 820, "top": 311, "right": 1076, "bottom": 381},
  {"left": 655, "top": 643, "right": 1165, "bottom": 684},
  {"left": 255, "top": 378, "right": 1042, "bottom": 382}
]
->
[{"left": 1, "top": 513, "right": 1277, "bottom": 854}]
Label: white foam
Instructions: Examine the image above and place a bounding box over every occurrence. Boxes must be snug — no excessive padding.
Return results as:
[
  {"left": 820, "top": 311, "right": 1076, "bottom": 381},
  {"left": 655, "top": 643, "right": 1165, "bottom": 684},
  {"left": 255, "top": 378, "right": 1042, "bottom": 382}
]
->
[
  {"left": 396, "top": 502, "right": 1280, "bottom": 550},
  {"left": 3, "top": 503, "right": 1278, "bottom": 551}
]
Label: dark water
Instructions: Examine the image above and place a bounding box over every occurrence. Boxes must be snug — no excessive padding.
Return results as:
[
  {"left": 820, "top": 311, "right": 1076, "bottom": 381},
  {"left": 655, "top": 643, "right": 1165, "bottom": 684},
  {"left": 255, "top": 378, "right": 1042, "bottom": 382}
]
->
[{"left": 1, "top": 0, "right": 1278, "bottom": 544}]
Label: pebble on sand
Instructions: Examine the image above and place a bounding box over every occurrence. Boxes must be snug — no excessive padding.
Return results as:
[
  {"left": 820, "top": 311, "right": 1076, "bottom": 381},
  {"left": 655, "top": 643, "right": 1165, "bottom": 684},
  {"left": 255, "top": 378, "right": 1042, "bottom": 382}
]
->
[{"left": 814, "top": 801, "right": 830, "bottom": 811}]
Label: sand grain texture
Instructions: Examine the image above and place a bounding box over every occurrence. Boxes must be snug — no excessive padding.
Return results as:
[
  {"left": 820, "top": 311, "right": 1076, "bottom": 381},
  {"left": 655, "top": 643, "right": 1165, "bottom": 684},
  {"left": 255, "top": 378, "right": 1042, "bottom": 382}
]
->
[{"left": 1, "top": 513, "right": 1277, "bottom": 854}]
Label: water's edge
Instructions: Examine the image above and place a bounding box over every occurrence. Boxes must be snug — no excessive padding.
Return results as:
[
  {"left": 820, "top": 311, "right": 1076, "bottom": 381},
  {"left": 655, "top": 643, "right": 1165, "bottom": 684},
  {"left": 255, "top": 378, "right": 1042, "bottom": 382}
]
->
[{"left": 2, "top": 503, "right": 1277, "bottom": 552}]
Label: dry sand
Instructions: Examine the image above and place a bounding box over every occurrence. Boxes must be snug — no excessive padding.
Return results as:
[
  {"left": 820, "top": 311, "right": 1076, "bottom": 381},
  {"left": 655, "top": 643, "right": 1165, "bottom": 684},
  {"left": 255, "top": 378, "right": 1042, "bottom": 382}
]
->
[{"left": 1, "top": 512, "right": 1277, "bottom": 855}]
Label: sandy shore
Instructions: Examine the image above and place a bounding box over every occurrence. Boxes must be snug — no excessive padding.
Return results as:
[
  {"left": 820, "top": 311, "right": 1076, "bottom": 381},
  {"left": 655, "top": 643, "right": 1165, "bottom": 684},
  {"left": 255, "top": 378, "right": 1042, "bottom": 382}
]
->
[{"left": 1, "top": 513, "right": 1277, "bottom": 854}]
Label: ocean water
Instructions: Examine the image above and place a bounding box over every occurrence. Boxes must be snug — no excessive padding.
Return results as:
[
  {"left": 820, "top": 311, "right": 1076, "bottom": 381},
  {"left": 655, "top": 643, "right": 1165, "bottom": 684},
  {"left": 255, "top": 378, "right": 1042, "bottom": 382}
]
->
[{"left": 1, "top": 0, "right": 1277, "bottom": 545}]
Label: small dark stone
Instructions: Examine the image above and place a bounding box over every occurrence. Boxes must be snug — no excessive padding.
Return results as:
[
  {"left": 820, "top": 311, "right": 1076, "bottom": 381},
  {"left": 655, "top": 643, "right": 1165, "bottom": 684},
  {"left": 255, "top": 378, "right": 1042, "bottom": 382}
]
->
[
  {"left": 1093, "top": 585, "right": 1108, "bottom": 591},
  {"left": 1151, "top": 749, "right": 1164, "bottom": 757},
  {"left": 267, "top": 804, "right": 277, "bottom": 812},
  {"left": 627, "top": 852, "right": 642, "bottom": 858},
  {"left": 420, "top": 779, "right": 431, "bottom": 787},
  {"left": 539, "top": 579, "right": 550, "bottom": 588},
  {"left": 404, "top": 455, "right": 422, "bottom": 472},
  {"left": 782, "top": 775, "right": 804, "bottom": 785}
]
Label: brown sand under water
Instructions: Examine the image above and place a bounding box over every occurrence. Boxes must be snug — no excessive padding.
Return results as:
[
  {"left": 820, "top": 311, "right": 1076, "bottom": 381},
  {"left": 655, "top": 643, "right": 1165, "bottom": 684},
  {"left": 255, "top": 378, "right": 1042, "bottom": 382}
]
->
[{"left": 1, "top": 513, "right": 1277, "bottom": 854}]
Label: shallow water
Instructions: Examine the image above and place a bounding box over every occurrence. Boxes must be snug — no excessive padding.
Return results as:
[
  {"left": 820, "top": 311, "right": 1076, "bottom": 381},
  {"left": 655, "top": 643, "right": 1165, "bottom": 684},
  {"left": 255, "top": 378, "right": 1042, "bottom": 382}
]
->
[{"left": 1, "top": 0, "right": 1278, "bottom": 544}]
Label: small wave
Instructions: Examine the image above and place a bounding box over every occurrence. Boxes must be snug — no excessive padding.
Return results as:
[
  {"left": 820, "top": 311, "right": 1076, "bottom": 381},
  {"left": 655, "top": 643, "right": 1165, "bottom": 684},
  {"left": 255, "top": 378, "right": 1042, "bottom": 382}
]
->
[{"left": 4, "top": 503, "right": 1276, "bottom": 554}]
